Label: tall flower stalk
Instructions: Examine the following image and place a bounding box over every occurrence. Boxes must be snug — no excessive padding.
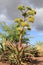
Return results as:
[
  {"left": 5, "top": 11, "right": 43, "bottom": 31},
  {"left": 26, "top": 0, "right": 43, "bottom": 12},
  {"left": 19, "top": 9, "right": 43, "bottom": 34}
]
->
[{"left": 13, "top": 5, "right": 36, "bottom": 65}]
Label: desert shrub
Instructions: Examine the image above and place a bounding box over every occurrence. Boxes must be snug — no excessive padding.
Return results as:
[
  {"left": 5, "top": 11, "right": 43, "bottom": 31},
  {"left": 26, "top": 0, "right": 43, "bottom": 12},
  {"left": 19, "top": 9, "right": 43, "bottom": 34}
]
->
[{"left": 35, "top": 41, "right": 43, "bottom": 57}]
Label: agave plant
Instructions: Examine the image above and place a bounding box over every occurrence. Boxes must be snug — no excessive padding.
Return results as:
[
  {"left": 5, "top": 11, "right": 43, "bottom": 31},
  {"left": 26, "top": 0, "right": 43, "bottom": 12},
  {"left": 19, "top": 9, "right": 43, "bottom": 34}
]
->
[{"left": 0, "top": 5, "right": 36, "bottom": 65}]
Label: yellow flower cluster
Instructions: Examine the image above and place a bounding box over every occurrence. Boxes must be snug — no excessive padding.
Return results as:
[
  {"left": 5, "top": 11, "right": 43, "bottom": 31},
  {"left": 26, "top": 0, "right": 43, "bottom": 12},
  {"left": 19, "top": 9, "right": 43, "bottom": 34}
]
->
[
  {"left": 14, "top": 18, "right": 24, "bottom": 23},
  {"left": 18, "top": 5, "right": 25, "bottom": 10},
  {"left": 21, "top": 22, "right": 30, "bottom": 27},
  {"left": 27, "top": 10, "right": 36, "bottom": 15},
  {"left": 26, "top": 6, "right": 31, "bottom": 10},
  {"left": 28, "top": 16, "right": 34, "bottom": 23},
  {"left": 16, "top": 27, "right": 22, "bottom": 31}
]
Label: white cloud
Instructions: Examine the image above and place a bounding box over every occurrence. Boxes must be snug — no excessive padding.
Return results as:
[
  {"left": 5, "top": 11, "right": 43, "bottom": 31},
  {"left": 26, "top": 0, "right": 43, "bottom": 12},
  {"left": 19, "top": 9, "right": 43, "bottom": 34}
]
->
[
  {"left": 0, "top": 14, "right": 7, "bottom": 21},
  {"left": 0, "top": 0, "right": 21, "bottom": 20},
  {"left": 0, "top": 14, "right": 13, "bottom": 25},
  {"left": 28, "top": 0, "right": 43, "bottom": 8},
  {"left": 31, "top": 8, "right": 43, "bottom": 31}
]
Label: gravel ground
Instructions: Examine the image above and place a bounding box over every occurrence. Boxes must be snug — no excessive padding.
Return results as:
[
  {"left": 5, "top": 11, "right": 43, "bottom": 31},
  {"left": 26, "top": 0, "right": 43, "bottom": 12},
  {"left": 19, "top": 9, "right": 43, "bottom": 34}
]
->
[{"left": 0, "top": 57, "right": 43, "bottom": 65}]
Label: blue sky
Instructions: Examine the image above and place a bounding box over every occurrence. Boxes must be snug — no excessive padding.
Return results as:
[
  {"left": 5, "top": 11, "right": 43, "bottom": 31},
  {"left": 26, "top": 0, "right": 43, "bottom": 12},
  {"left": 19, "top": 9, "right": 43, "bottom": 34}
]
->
[
  {"left": 28, "top": 30, "right": 43, "bottom": 44},
  {"left": 0, "top": 0, "right": 43, "bottom": 44}
]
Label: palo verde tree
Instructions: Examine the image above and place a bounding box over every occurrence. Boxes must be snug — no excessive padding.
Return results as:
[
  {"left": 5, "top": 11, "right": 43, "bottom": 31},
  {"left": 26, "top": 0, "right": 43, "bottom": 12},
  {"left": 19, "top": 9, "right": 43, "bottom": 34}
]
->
[{"left": 0, "top": 5, "right": 36, "bottom": 65}]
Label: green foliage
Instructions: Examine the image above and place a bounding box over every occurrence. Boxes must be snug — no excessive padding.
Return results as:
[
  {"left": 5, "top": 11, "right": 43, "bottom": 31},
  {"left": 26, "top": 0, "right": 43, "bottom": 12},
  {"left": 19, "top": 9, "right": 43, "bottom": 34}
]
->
[{"left": 0, "top": 22, "right": 29, "bottom": 43}]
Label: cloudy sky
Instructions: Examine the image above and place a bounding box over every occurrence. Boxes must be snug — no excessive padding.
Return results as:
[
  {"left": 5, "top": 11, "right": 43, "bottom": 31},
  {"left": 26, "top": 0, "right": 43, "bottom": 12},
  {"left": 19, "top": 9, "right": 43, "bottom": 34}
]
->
[{"left": 0, "top": 0, "right": 43, "bottom": 44}]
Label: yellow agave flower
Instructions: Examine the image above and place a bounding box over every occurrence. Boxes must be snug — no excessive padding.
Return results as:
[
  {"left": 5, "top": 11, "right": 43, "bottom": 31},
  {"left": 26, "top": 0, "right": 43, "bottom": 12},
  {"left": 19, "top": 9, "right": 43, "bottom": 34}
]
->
[
  {"left": 20, "top": 18, "right": 24, "bottom": 22},
  {"left": 18, "top": 5, "right": 25, "bottom": 10},
  {"left": 27, "top": 10, "right": 36, "bottom": 15},
  {"left": 14, "top": 18, "right": 24, "bottom": 22},
  {"left": 14, "top": 18, "right": 20, "bottom": 22},
  {"left": 16, "top": 27, "right": 22, "bottom": 31},
  {"left": 21, "top": 22, "right": 30, "bottom": 27},
  {"left": 28, "top": 16, "right": 34, "bottom": 23},
  {"left": 26, "top": 6, "right": 32, "bottom": 10}
]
